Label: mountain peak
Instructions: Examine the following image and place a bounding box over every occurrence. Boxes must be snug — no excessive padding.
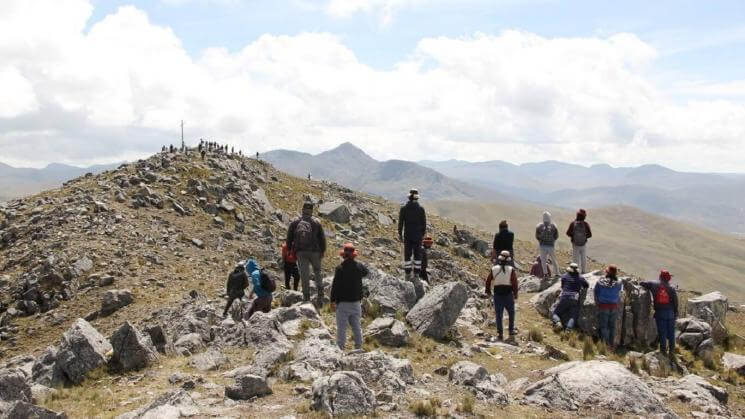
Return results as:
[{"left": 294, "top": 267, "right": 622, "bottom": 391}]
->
[{"left": 318, "top": 142, "right": 376, "bottom": 163}]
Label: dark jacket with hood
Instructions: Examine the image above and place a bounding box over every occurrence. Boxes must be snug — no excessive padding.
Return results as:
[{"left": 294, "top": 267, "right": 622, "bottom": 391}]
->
[
  {"left": 559, "top": 272, "right": 589, "bottom": 301},
  {"left": 287, "top": 215, "right": 327, "bottom": 254},
  {"left": 398, "top": 200, "right": 427, "bottom": 242},
  {"left": 566, "top": 213, "right": 592, "bottom": 245},
  {"left": 492, "top": 228, "right": 515, "bottom": 257},
  {"left": 330, "top": 259, "right": 369, "bottom": 303}
]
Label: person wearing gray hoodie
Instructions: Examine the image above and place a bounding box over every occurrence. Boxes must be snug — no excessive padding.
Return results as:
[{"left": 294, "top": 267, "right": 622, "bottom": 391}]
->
[{"left": 535, "top": 211, "right": 560, "bottom": 278}]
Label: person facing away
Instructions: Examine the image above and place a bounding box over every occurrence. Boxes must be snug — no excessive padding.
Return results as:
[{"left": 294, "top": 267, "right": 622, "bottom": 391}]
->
[
  {"left": 640, "top": 270, "right": 679, "bottom": 358},
  {"left": 286, "top": 201, "right": 327, "bottom": 305},
  {"left": 594, "top": 264, "right": 622, "bottom": 349},
  {"left": 491, "top": 220, "right": 515, "bottom": 264},
  {"left": 485, "top": 250, "right": 519, "bottom": 341},
  {"left": 330, "top": 243, "right": 369, "bottom": 352},
  {"left": 529, "top": 255, "right": 551, "bottom": 277},
  {"left": 535, "top": 211, "right": 560, "bottom": 278},
  {"left": 398, "top": 188, "right": 427, "bottom": 280},
  {"left": 281, "top": 242, "right": 300, "bottom": 291},
  {"left": 552, "top": 263, "right": 589, "bottom": 330},
  {"left": 420, "top": 236, "right": 434, "bottom": 283},
  {"left": 223, "top": 262, "right": 249, "bottom": 317},
  {"left": 566, "top": 209, "right": 592, "bottom": 274},
  {"left": 245, "top": 259, "right": 273, "bottom": 319}
]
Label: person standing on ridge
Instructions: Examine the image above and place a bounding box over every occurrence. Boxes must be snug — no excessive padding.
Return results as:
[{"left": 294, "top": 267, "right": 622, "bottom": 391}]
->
[
  {"left": 286, "top": 201, "right": 327, "bottom": 306},
  {"left": 566, "top": 209, "right": 592, "bottom": 274},
  {"left": 551, "top": 263, "right": 589, "bottom": 331},
  {"left": 640, "top": 270, "right": 679, "bottom": 359},
  {"left": 398, "top": 189, "right": 427, "bottom": 280},
  {"left": 485, "top": 250, "right": 519, "bottom": 341},
  {"left": 594, "top": 264, "right": 622, "bottom": 349},
  {"left": 330, "top": 243, "right": 368, "bottom": 352},
  {"left": 535, "top": 211, "right": 560, "bottom": 278},
  {"left": 491, "top": 220, "right": 514, "bottom": 265}
]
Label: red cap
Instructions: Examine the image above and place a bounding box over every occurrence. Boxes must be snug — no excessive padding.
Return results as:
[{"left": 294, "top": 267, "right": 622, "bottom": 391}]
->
[
  {"left": 339, "top": 243, "right": 359, "bottom": 259},
  {"left": 422, "top": 237, "right": 434, "bottom": 248},
  {"left": 660, "top": 270, "right": 672, "bottom": 282},
  {"left": 605, "top": 265, "right": 618, "bottom": 276}
]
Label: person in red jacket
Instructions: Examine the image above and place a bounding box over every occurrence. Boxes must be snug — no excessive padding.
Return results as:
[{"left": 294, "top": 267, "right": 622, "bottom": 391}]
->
[
  {"left": 281, "top": 242, "right": 300, "bottom": 291},
  {"left": 485, "top": 250, "right": 519, "bottom": 341}
]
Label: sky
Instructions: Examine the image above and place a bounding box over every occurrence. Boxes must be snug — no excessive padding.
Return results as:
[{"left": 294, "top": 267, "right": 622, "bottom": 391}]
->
[{"left": 1, "top": 0, "right": 745, "bottom": 172}]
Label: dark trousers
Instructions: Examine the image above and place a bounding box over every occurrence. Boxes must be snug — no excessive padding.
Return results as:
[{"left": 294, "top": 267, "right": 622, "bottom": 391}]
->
[
  {"left": 403, "top": 239, "right": 422, "bottom": 274},
  {"left": 223, "top": 291, "right": 244, "bottom": 316},
  {"left": 419, "top": 250, "right": 429, "bottom": 282},
  {"left": 655, "top": 314, "right": 676, "bottom": 354},
  {"left": 553, "top": 297, "right": 580, "bottom": 329},
  {"left": 284, "top": 262, "right": 300, "bottom": 290},
  {"left": 493, "top": 293, "right": 515, "bottom": 337},
  {"left": 246, "top": 295, "right": 273, "bottom": 319}
]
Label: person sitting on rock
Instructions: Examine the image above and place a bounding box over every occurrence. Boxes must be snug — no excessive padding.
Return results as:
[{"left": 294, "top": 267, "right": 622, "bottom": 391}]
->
[
  {"left": 245, "top": 259, "right": 273, "bottom": 319},
  {"left": 485, "top": 250, "right": 519, "bottom": 341},
  {"left": 330, "top": 243, "right": 368, "bottom": 352},
  {"left": 420, "top": 236, "right": 433, "bottom": 283},
  {"left": 594, "top": 265, "right": 622, "bottom": 349},
  {"left": 223, "top": 261, "right": 249, "bottom": 317},
  {"left": 640, "top": 270, "right": 679, "bottom": 358},
  {"left": 552, "top": 263, "right": 589, "bottom": 331},
  {"left": 281, "top": 242, "right": 300, "bottom": 291},
  {"left": 491, "top": 220, "right": 514, "bottom": 265},
  {"left": 530, "top": 255, "right": 551, "bottom": 277}
]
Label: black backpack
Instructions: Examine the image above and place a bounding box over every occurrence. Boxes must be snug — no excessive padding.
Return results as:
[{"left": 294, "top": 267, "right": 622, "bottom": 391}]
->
[
  {"left": 227, "top": 268, "right": 248, "bottom": 297},
  {"left": 572, "top": 221, "right": 588, "bottom": 246},
  {"left": 294, "top": 218, "right": 314, "bottom": 251},
  {"left": 259, "top": 269, "right": 276, "bottom": 293}
]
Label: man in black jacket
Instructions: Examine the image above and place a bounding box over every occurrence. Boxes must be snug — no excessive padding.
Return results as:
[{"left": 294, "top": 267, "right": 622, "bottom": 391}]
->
[
  {"left": 223, "top": 262, "right": 249, "bottom": 317},
  {"left": 330, "top": 243, "right": 369, "bottom": 351},
  {"left": 491, "top": 220, "right": 515, "bottom": 265},
  {"left": 398, "top": 189, "right": 427, "bottom": 280},
  {"left": 286, "top": 201, "right": 327, "bottom": 305}
]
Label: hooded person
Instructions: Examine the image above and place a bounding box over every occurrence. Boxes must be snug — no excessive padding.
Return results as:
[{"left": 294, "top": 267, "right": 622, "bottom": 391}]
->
[
  {"left": 485, "top": 250, "right": 519, "bottom": 340},
  {"left": 330, "top": 243, "right": 369, "bottom": 352},
  {"left": 398, "top": 188, "right": 427, "bottom": 280},
  {"left": 223, "top": 261, "right": 250, "bottom": 317},
  {"left": 491, "top": 220, "right": 515, "bottom": 264},
  {"left": 245, "top": 259, "right": 273, "bottom": 319},
  {"left": 567, "top": 209, "right": 592, "bottom": 274},
  {"left": 594, "top": 265, "right": 622, "bottom": 348},
  {"left": 286, "top": 201, "right": 327, "bottom": 305},
  {"left": 640, "top": 270, "right": 679, "bottom": 357},
  {"left": 551, "top": 263, "right": 589, "bottom": 330},
  {"left": 535, "top": 211, "right": 560, "bottom": 278}
]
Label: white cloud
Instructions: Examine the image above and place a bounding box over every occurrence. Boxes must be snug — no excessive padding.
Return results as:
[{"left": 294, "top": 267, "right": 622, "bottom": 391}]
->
[
  {"left": 325, "top": 0, "right": 424, "bottom": 25},
  {"left": 0, "top": 0, "right": 744, "bottom": 172}
]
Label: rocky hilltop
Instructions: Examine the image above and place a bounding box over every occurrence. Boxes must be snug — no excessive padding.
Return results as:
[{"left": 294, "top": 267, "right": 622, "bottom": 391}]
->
[{"left": 0, "top": 149, "right": 744, "bottom": 418}]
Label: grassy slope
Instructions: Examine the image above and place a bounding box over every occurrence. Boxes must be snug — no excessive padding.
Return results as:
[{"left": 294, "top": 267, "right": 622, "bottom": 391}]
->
[{"left": 429, "top": 200, "right": 745, "bottom": 302}]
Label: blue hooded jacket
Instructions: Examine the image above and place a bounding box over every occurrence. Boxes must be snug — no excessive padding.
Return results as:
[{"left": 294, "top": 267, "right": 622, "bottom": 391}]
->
[{"left": 245, "top": 259, "right": 271, "bottom": 297}]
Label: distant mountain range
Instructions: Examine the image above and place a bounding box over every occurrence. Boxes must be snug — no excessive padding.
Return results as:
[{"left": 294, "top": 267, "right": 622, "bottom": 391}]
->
[
  {"left": 0, "top": 162, "right": 121, "bottom": 202},
  {"left": 263, "top": 142, "right": 514, "bottom": 202},
  {"left": 420, "top": 159, "right": 745, "bottom": 235}
]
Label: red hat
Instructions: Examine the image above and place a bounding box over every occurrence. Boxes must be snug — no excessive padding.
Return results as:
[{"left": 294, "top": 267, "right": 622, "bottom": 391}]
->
[
  {"left": 660, "top": 270, "right": 672, "bottom": 282},
  {"left": 422, "top": 237, "right": 434, "bottom": 249},
  {"left": 605, "top": 265, "right": 618, "bottom": 276},
  {"left": 339, "top": 243, "right": 359, "bottom": 259}
]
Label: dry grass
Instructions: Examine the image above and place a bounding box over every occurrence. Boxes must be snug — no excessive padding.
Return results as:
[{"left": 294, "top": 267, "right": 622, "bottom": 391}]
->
[{"left": 457, "top": 394, "right": 475, "bottom": 414}]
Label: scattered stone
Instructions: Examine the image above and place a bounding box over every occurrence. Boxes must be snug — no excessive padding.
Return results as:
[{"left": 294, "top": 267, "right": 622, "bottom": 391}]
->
[
  {"left": 318, "top": 202, "right": 351, "bottom": 224},
  {"left": 173, "top": 333, "right": 204, "bottom": 356},
  {"left": 686, "top": 292, "right": 728, "bottom": 343},
  {"left": 191, "top": 238, "right": 205, "bottom": 249},
  {"left": 669, "top": 374, "right": 728, "bottom": 416},
  {"left": 312, "top": 371, "right": 376, "bottom": 416},
  {"left": 367, "top": 271, "right": 417, "bottom": 316},
  {"left": 109, "top": 321, "right": 158, "bottom": 372},
  {"left": 100, "top": 289, "right": 134, "bottom": 316},
  {"left": 117, "top": 389, "right": 198, "bottom": 418},
  {"left": 0, "top": 368, "right": 31, "bottom": 402},
  {"left": 406, "top": 281, "right": 468, "bottom": 339},
  {"left": 280, "top": 290, "right": 304, "bottom": 307},
  {"left": 55, "top": 319, "right": 112, "bottom": 385},
  {"left": 722, "top": 352, "right": 745, "bottom": 376},
  {"left": 364, "top": 318, "right": 409, "bottom": 347},
  {"left": 225, "top": 374, "right": 272, "bottom": 400},
  {"left": 0, "top": 400, "right": 66, "bottom": 419},
  {"left": 189, "top": 348, "right": 227, "bottom": 372}
]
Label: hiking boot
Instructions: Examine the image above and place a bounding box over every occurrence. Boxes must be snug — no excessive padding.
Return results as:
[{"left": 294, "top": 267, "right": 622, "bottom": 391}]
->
[{"left": 497, "top": 334, "right": 504, "bottom": 341}]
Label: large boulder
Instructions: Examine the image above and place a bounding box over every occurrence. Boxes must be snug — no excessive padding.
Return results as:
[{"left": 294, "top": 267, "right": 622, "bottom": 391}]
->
[
  {"left": 31, "top": 347, "right": 64, "bottom": 387},
  {"left": 340, "top": 351, "right": 414, "bottom": 391},
  {"left": 109, "top": 322, "right": 158, "bottom": 372},
  {"left": 524, "top": 360, "right": 668, "bottom": 415},
  {"left": 100, "top": 289, "right": 134, "bottom": 317},
  {"left": 518, "top": 275, "right": 555, "bottom": 293},
  {"left": 366, "top": 271, "right": 417, "bottom": 316},
  {"left": 243, "top": 312, "right": 294, "bottom": 377},
  {"left": 406, "top": 281, "right": 468, "bottom": 339},
  {"left": 318, "top": 202, "right": 351, "bottom": 224},
  {"left": 686, "top": 291, "right": 728, "bottom": 343},
  {"left": 189, "top": 348, "right": 227, "bottom": 372},
  {"left": 224, "top": 374, "right": 272, "bottom": 400},
  {"left": 116, "top": 389, "right": 198, "bottom": 419},
  {"left": 56, "top": 319, "right": 112, "bottom": 385},
  {"left": 364, "top": 318, "right": 409, "bottom": 347},
  {"left": 668, "top": 374, "right": 728, "bottom": 417},
  {"left": 0, "top": 401, "right": 66, "bottom": 419},
  {"left": 722, "top": 352, "right": 745, "bottom": 376},
  {"left": 281, "top": 337, "right": 343, "bottom": 382},
  {"left": 0, "top": 369, "right": 31, "bottom": 403},
  {"left": 312, "top": 371, "right": 376, "bottom": 416}
]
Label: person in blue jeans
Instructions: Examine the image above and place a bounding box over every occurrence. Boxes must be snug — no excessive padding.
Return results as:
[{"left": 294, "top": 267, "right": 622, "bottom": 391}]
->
[
  {"left": 485, "top": 251, "right": 519, "bottom": 341},
  {"left": 640, "top": 270, "right": 679, "bottom": 357},
  {"left": 594, "top": 265, "right": 623, "bottom": 349},
  {"left": 552, "top": 263, "right": 589, "bottom": 330}
]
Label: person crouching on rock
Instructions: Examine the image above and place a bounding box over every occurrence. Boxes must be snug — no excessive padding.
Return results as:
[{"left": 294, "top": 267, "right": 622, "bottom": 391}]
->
[
  {"left": 640, "top": 270, "right": 679, "bottom": 359},
  {"left": 594, "top": 265, "right": 622, "bottom": 350},
  {"left": 420, "top": 236, "right": 433, "bottom": 283},
  {"left": 485, "top": 250, "right": 519, "bottom": 341},
  {"left": 551, "top": 263, "right": 589, "bottom": 331},
  {"left": 223, "top": 261, "right": 249, "bottom": 317},
  {"left": 330, "top": 243, "right": 369, "bottom": 352},
  {"left": 245, "top": 259, "right": 273, "bottom": 319}
]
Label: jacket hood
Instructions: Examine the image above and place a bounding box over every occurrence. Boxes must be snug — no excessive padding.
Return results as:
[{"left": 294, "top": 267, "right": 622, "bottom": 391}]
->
[
  {"left": 245, "top": 259, "right": 260, "bottom": 273},
  {"left": 543, "top": 211, "right": 552, "bottom": 224},
  {"left": 597, "top": 276, "right": 617, "bottom": 288}
]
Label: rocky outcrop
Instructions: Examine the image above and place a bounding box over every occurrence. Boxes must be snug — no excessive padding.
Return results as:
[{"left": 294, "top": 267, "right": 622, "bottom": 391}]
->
[
  {"left": 224, "top": 374, "right": 272, "bottom": 400},
  {"left": 406, "top": 281, "right": 468, "bottom": 339},
  {"left": 0, "top": 401, "right": 67, "bottom": 419},
  {"left": 109, "top": 321, "right": 158, "bottom": 372},
  {"left": 100, "top": 289, "right": 134, "bottom": 317},
  {"left": 666, "top": 374, "right": 729, "bottom": 417},
  {"left": 55, "top": 319, "right": 112, "bottom": 385},
  {"left": 524, "top": 360, "right": 668, "bottom": 415},
  {"left": 686, "top": 291, "right": 728, "bottom": 343},
  {"left": 0, "top": 369, "right": 31, "bottom": 403},
  {"left": 189, "top": 348, "right": 227, "bottom": 372},
  {"left": 340, "top": 351, "right": 414, "bottom": 391},
  {"left": 312, "top": 371, "right": 376, "bottom": 416},
  {"left": 448, "top": 361, "right": 508, "bottom": 403},
  {"left": 318, "top": 202, "right": 351, "bottom": 224},
  {"left": 364, "top": 317, "right": 409, "bottom": 347},
  {"left": 281, "top": 337, "right": 343, "bottom": 382},
  {"left": 676, "top": 317, "right": 713, "bottom": 356},
  {"left": 116, "top": 389, "right": 198, "bottom": 419},
  {"left": 518, "top": 275, "right": 555, "bottom": 293},
  {"left": 366, "top": 271, "right": 417, "bottom": 316},
  {"left": 722, "top": 352, "right": 745, "bottom": 376}
]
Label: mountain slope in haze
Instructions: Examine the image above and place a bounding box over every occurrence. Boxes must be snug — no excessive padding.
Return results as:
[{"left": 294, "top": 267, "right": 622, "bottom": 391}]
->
[
  {"left": 430, "top": 199, "right": 745, "bottom": 302},
  {"left": 420, "top": 159, "right": 745, "bottom": 235},
  {"left": 0, "top": 161, "right": 121, "bottom": 202},
  {"left": 263, "top": 142, "right": 516, "bottom": 202}
]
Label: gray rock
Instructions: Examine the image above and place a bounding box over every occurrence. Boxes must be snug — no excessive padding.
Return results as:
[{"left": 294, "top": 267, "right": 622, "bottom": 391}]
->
[
  {"left": 56, "top": 319, "right": 112, "bottom": 385},
  {"left": 109, "top": 321, "right": 158, "bottom": 372},
  {"left": 524, "top": 360, "right": 668, "bottom": 414},
  {"left": 367, "top": 271, "right": 417, "bottom": 316},
  {"left": 189, "top": 348, "right": 227, "bottom": 372},
  {"left": 225, "top": 374, "right": 272, "bottom": 400},
  {"left": 281, "top": 338, "right": 343, "bottom": 382},
  {"left": 173, "top": 333, "right": 204, "bottom": 356},
  {"left": 0, "top": 401, "right": 66, "bottom": 419},
  {"left": 312, "top": 371, "right": 376, "bottom": 416},
  {"left": 190, "top": 238, "right": 205, "bottom": 249},
  {"left": 376, "top": 213, "right": 392, "bottom": 226},
  {"left": 30, "top": 383, "right": 57, "bottom": 403},
  {"left": 448, "top": 361, "right": 488, "bottom": 386},
  {"left": 686, "top": 292, "right": 728, "bottom": 343},
  {"left": 364, "top": 318, "right": 409, "bottom": 347},
  {"left": 72, "top": 256, "right": 93, "bottom": 277},
  {"left": 318, "top": 202, "right": 351, "bottom": 224},
  {"left": 116, "top": 389, "right": 198, "bottom": 419},
  {"left": 340, "top": 351, "right": 414, "bottom": 390},
  {"left": 722, "top": 352, "right": 745, "bottom": 376},
  {"left": 0, "top": 368, "right": 31, "bottom": 402},
  {"left": 448, "top": 361, "right": 508, "bottom": 402},
  {"left": 280, "top": 290, "right": 304, "bottom": 307},
  {"left": 98, "top": 275, "right": 115, "bottom": 287},
  {"left": 406, "top": 281, "right": 468, "bottom": 339},
  {"left": 643, "top": 351, "right": 673, "bottom": 377},
  {"left": 518, "top": 275, "right": 555, "bottom": 293},
  {"left": 669, "top": 374, "right": 728, "bottom": 416},
  {"left": 100, "top": 289, "right": 134, "bottom": 317},
  {"left": 144, "top": 324, "right": 172, "bottom": 355},
  {"left": 31, "top": 347, "right": 64, "bottom": 387}
]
